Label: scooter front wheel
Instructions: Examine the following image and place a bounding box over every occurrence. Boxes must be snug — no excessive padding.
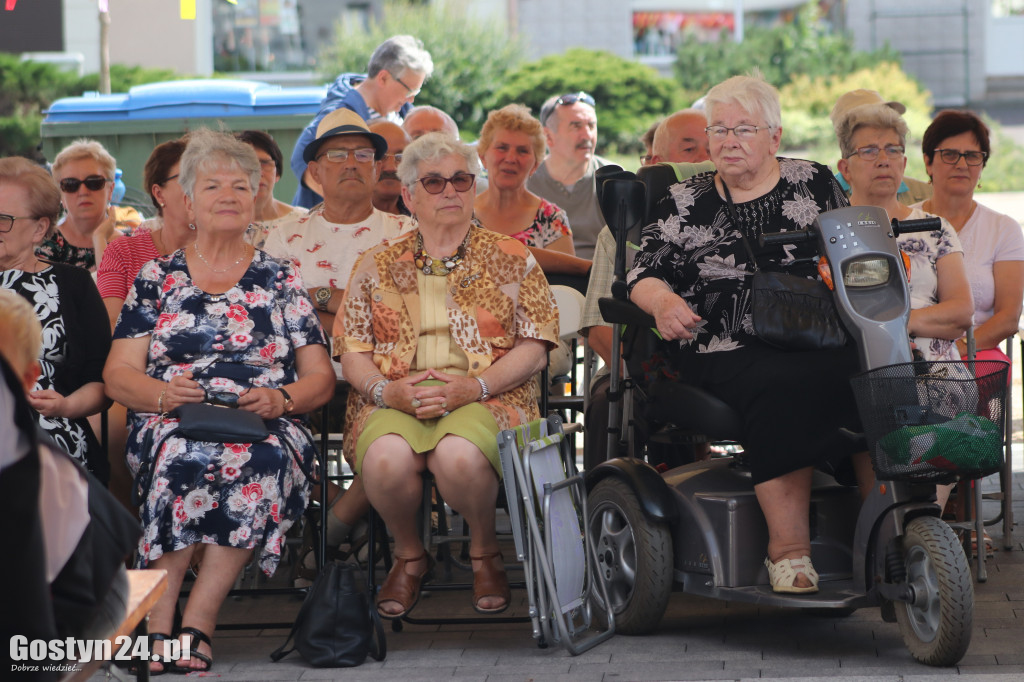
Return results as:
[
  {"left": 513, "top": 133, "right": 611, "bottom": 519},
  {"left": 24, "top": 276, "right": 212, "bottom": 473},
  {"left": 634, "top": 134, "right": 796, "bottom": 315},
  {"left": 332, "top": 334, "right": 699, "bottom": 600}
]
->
[
  {"left": 587, "top": 478, "right": 672, "bottom": 634},
  {"left": 895, "top": 515, "right": 973, "bottom": 666}
]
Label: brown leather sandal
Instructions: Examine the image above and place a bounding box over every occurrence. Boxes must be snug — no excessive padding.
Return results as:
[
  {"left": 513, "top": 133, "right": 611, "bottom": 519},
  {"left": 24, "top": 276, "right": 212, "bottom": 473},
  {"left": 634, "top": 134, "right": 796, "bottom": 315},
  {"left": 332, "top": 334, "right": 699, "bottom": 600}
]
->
[
  {"left": 470, "top": 551, "right": 510, "bottom": 614},
  {"left": 376, "top": 551, "right": 434, "bottom": 619}
]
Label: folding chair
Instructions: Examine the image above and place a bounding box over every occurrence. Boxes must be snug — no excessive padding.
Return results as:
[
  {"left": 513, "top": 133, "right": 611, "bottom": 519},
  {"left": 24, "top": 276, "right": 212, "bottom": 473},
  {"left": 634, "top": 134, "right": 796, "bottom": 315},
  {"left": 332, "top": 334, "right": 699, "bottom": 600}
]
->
[{"left": 498, "top": 414, "right": 615, "bottom": 654}]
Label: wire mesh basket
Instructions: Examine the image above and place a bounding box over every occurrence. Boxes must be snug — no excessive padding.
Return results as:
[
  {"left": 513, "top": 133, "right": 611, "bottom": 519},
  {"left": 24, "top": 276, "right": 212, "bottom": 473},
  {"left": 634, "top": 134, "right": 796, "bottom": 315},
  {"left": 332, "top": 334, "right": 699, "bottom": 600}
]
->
[{"left": 849, "top": 360, "right": 1008, "bottom": 483}]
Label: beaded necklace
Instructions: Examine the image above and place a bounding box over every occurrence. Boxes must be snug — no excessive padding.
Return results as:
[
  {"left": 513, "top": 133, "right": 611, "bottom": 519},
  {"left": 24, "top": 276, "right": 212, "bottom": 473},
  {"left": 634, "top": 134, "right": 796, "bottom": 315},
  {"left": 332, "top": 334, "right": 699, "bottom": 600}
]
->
[{"left": 414, "top": 230, "right": 469, "bottom": 276}]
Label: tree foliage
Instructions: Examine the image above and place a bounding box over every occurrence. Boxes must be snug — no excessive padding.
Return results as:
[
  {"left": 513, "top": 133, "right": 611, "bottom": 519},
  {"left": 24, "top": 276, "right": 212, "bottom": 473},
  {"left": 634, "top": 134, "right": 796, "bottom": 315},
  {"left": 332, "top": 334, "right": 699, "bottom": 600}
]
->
[
  {"left": 673, "top": 2, "right": 901, "bottom": 101},
  {"left": 317, "top": 0, "right": 524, "bottom": 139},
  {"left": 493, "top": 48, "right": 684, "bottom": 154}
]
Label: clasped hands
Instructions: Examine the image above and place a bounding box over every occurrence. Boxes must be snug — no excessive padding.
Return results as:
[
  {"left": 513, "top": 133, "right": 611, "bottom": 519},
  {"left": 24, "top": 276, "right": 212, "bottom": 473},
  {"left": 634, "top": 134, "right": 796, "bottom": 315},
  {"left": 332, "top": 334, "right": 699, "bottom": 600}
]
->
[
  {"left": 160, "top": 371, "right": 287, "bottom": 419},
  {"left": 385, "top": 369, "right": 478, "bottom": 419}
]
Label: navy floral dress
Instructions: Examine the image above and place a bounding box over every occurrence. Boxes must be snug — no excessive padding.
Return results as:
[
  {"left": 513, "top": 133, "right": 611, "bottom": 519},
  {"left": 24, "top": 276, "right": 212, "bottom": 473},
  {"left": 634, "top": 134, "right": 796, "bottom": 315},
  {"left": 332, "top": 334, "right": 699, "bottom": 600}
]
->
[{"left": 114, "top": 249, "right": 326, "bottom": 575}]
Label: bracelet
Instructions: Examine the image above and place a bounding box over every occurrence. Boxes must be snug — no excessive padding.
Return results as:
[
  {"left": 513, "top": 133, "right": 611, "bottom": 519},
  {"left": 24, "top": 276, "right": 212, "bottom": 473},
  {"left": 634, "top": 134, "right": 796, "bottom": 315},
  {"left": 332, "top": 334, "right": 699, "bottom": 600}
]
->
[
  {"left": 361, "top": 372, "right": 385, "bottom": 395},
  {"left": 476, "top": 376, "right": 490, "bottom": 402},
  {"left": 372, "top": 379, "right": 390, "bottom": 409},
  {"left": 157, "top": 388, "right": 167, "bottom": 415}
]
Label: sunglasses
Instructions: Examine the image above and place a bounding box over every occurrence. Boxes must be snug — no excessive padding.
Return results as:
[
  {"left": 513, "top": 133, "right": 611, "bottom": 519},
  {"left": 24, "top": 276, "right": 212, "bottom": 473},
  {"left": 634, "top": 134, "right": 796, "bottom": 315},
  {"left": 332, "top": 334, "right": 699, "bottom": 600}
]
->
[
  {"left": 417, "top": 172, "right": 475, "bottom": 195},
  {"left": 59, "top": 175, "right": 109, "bottom": 193},
  {"left": 541, "top": 91, "right": 596, "bottom": 125}
]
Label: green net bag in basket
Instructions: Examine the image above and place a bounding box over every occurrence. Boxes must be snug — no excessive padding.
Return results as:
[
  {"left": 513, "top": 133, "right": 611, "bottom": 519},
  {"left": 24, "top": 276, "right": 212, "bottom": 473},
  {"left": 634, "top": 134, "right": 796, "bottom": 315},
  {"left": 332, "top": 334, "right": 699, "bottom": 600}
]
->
[{"left": 878, "top": 411, "right": 1003, "bottom": 472}]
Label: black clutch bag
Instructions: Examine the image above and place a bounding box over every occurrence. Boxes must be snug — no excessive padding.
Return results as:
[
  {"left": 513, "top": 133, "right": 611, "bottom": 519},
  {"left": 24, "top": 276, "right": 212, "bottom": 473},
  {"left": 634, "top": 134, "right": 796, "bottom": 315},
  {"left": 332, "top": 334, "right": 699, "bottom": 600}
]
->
[{"left": 171, "top": 403, "right": 269, "bottom": 443}]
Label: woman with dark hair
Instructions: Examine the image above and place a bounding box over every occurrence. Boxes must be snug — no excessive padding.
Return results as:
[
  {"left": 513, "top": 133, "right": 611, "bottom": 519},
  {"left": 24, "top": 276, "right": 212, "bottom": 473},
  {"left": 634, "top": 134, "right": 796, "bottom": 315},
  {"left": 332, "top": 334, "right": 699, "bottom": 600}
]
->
[
  {"left": 235, "top": 130, "right": 305, "bottom": 248},
  {"left": 0, "top": 157, "right": 111, "bottom": 480},
  {"left": 915, "top": 110, "right": 1024, "bottom": 364}
]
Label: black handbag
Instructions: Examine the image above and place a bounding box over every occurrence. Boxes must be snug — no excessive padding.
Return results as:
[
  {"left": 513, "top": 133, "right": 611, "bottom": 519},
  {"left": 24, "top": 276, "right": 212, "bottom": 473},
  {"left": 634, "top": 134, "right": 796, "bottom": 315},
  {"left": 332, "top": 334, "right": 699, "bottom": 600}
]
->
[
  {"left": 271, "top": 561, "right": 386, "bottom": 667},
  {"left": 722, "top": 183, "right": 848, "bottom": 351},
  {"left": 172, "top": 403, "right": 269, "bottom": 442}
]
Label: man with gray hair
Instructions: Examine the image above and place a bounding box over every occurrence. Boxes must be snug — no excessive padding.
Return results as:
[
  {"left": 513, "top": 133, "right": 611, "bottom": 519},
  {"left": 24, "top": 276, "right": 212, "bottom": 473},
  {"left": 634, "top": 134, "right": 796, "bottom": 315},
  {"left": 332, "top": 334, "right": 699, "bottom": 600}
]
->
[
  {"left": 291, "top": 35, "right": 434, "bottom": 208},
  {"left": 650, "top": 108, "right": 710, "bottom": 165},
  {"left": 402, "top": 105, "right": 459, "bottom": 140},
  {"left": 527, "top": 91, "right": 611, "bottom": 260}
]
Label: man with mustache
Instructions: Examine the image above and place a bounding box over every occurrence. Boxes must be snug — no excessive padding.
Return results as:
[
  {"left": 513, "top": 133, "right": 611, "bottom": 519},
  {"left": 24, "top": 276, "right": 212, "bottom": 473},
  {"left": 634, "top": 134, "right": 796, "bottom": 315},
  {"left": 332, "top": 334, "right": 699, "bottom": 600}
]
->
[
  {"left": 369, "top": 120, "right": 411, "bottom": 216},
  {"left": 526, "top": 91, "right": 610, "bottom": 260},
  {"left": 264, "top": 109, "right": 415, "bottom": 336}
]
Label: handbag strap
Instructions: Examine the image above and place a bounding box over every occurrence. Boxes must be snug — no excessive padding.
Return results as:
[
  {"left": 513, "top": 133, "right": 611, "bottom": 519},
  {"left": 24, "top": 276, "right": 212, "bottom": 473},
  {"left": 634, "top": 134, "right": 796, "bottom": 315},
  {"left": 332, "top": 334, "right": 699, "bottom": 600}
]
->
[
  {"left": 366, "top": 598, "right": 387, "bottom": 661},
  {"left": 720, "top": 180, "right": 761, "bottom": 272}
]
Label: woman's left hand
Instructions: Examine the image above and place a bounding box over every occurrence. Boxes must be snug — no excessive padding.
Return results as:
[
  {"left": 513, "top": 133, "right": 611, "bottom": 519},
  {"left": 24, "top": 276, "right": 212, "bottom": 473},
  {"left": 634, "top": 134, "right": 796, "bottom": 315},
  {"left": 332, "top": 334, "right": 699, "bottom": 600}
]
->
[
  {"left": 27, "top": 389, "right": 67, "bottom": 417},
  {"left": 238, "top": 387, "right": 286, "bottom": 419},
  {"left": 411, "top": 369, "right": 482, "bottom": 419}
]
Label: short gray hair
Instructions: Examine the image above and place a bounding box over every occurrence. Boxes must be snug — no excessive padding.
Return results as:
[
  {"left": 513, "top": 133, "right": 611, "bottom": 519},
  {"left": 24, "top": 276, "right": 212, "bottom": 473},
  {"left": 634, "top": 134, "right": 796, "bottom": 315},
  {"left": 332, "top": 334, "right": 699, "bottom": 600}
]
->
[
  {"left": 704, "top": 73, "right": 781, "bottom": 131},
  {"left": 0, "top": 289, "right": 42, "bottom": 376},
  {"left": 178, "top": 128, "right": 261, "bottom": 200},
  {"left": 402, "top": 105, "right": 459, "bottom": 139},
  {"left": 397, "top": 132, "right": 481, "bottom": 189},
  {"left": 835, "top": 105, "right": 909, "bottom": 158},
  {"left": 367, "top": 35, "right": 434, "bottom": 80}
]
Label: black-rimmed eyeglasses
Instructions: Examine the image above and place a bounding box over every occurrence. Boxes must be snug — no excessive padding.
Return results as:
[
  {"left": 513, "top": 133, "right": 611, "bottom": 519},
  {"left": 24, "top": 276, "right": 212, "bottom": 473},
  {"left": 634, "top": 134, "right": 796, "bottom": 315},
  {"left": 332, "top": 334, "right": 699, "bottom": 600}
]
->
[
  {"left": 391, "top": 72, "right": 422, "bottom": 98},
  {"left": 934, "top": 148, "right": 988, "bottom": 166},
  {"left": 417, "top": 173, "right": 475, "bottom": 194},
  {"left": 0, "top": 214, "right": 35, "bottom": 233},
  {"left": 58, "top": 175, "right": 109, "bottom": 193}
]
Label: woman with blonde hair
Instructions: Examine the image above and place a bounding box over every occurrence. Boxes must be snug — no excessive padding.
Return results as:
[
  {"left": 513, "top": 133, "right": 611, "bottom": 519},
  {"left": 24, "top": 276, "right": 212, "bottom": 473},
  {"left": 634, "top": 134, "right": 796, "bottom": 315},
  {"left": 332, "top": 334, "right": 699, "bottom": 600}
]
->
[{"left": 41, "top": 138, "right": 121, "bottom": 270}]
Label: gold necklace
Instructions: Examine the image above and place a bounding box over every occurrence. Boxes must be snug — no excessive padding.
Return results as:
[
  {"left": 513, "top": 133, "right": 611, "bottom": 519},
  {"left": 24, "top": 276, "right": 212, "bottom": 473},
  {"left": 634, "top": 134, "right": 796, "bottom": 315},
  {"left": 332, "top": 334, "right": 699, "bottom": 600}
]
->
[{"left": 193, "top": 242, "right": 248, "bottom": 274}]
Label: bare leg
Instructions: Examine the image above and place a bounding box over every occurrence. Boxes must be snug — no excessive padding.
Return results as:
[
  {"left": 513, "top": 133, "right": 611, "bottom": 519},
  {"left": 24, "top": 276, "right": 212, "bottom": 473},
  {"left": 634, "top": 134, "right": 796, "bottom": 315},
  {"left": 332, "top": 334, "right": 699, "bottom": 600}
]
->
[
  {"left": 175, "top": 545, "right": 253, "bottom": 671},
  {"left": 104, "top": 402, "right": 135, "bottom": 515},
  {"left": 143, "top": 546, "right": 199, "bottom": 673},
  {"left": 755, "top": 466, "right": 815, "bottom": 589},
  {"left": 851, "top": 450, "right": 874, "bottom": 502},
  {"left": 429, "top": 435, "right": 505, "bottom": 611},
  {"left": 361, "top": 434, "right": 429, "bottom": 616}
]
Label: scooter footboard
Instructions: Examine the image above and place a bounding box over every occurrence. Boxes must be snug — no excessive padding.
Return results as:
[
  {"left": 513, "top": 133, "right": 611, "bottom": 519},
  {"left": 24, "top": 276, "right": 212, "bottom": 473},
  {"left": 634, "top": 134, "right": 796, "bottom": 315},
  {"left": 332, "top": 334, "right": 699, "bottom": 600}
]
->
[{"left": 498, "top": 415, "right": 615, "bottom": 655}]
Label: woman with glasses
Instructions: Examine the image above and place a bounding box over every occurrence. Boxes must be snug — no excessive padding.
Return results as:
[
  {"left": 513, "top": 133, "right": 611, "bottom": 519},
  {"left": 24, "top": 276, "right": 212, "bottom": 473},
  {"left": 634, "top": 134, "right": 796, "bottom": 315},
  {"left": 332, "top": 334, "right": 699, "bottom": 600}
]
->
[
  {"left": 234, "top": 130, "right": 305, "bottom": 249},
  {"left": 40, "top": 139, "right": 120, "bottom": 270},
  {"left": 629, "top": 74, "right": 860, "bottom": 594},
  {"left": 474, "top": 104, "right": 591, "bottom": 279},
  {"left": 835, "top": 98, "right": 974, "bottom": 365},
  {"left": 0, "top": 156, "right": 111, "bottom": 481},
  {"left": 339, "top": 133, "right": 558, "bottom": 618},
  {"left": 914, "top": 110, "right": 1024, "bottom": 364},
  {"left": 103, "top": 129, "right": 334, "bottom": 673}
]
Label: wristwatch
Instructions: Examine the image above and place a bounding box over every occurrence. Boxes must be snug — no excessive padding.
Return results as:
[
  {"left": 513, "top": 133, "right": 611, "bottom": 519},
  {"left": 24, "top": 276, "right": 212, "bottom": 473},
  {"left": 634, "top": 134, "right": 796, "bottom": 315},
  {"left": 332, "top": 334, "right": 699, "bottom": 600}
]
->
[
  {"left": 314, "top": 286, "right": 332, "bottom": 312},
  {"left": 277, "top": 387, "right": 295, "bottom": 414}
]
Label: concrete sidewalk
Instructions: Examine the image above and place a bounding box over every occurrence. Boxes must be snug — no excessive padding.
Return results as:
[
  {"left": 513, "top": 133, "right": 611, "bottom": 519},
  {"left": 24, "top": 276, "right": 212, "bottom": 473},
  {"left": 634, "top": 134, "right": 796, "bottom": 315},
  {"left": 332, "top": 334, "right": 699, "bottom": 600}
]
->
[{"left": 119, "top": 470, "right": 1024, "bottom": 682}]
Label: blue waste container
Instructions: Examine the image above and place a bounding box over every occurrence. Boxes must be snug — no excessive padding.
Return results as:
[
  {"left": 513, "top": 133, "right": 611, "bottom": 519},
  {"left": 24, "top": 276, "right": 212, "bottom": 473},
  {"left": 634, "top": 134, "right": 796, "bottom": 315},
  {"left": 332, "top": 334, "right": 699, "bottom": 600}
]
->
[{"left": 41, "top": 79, "right": 326, "bottom": 211}]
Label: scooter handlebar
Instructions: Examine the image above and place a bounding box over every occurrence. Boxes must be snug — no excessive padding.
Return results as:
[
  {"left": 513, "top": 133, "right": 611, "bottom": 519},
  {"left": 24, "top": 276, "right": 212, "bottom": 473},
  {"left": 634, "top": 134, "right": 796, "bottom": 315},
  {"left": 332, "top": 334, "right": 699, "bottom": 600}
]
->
[
  {"left": 891, "top": 216, "right": 942, "bottom": 236},
  {"left": 758, "top": 229, "right": 813, "bottom": 247}
]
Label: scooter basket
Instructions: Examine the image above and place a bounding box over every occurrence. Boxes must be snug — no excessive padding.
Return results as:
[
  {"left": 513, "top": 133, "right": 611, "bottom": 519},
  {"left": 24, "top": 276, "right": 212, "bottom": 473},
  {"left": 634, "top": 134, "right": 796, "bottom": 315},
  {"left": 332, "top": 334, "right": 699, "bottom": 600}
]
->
[{"left": 849, "top": 360, "right": 1008, "bottom": 483}]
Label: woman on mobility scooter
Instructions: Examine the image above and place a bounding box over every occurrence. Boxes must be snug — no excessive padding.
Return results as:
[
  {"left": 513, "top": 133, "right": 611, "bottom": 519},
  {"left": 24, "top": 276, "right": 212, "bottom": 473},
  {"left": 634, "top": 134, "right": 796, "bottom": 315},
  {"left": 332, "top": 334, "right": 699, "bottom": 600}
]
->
[{"left": 627, "top": 74, "right": 866, "bottom": 594}]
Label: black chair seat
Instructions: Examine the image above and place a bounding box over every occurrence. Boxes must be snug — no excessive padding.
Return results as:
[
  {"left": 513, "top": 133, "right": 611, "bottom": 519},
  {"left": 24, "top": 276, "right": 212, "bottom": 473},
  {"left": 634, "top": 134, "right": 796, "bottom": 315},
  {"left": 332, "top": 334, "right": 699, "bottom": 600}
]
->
[{"left": 645, "top": 381, "right": 743, "bottom": 443}]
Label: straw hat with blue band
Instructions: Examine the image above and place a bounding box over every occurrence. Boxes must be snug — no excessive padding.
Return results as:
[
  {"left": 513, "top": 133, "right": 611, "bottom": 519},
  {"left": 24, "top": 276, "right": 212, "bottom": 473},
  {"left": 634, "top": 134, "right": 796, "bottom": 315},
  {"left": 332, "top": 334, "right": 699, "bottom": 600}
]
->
[{"left": 302, "top": 108, "right": 389, "bottom": 163}]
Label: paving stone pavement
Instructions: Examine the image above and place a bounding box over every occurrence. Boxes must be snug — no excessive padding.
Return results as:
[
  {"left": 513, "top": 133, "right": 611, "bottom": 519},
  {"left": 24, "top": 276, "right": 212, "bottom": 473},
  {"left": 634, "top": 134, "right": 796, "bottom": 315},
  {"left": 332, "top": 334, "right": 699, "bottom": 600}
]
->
[{"left": 86, "top": 472, "right": 1024, "bottom": 681}]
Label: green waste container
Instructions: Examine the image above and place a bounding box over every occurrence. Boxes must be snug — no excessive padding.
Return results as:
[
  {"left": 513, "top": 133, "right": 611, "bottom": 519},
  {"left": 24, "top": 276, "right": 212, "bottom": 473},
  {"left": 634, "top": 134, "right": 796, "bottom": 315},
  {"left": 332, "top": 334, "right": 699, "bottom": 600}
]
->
[{"left": 41, "top": 79, "right": 326, "bottom": 214}]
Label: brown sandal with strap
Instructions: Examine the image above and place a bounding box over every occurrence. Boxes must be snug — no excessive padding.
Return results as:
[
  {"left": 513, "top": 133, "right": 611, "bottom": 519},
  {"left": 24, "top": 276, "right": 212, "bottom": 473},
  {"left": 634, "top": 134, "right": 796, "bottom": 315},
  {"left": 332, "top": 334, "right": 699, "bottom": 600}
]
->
[
  {"left": 470, "top": 551, "right": 510, "bottom": 614},
  {"left": 377, "top": 551, "right": 434, "bottom": 619}
]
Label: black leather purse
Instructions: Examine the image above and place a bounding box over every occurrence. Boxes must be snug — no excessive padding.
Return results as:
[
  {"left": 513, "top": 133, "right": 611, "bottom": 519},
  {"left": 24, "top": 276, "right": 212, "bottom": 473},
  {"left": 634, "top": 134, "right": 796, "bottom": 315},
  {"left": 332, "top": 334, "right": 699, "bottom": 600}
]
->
[
  {"left": 723, "top": 183, "right": 848, "bottom": 351},
  {"left": 171, "top": 403, "right": 269, "bottom": 442},
  {"left": 270, "top": 561, "right": 386, "bottom": 667}
]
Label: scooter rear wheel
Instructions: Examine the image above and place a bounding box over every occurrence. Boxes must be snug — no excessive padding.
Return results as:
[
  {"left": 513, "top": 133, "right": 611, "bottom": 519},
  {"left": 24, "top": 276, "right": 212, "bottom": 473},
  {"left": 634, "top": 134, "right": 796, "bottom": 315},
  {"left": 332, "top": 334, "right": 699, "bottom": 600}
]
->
[
  {"left": 588, "top": 478, "right": 672, "bottom": 634},
  {"left": 895, "top": 515, "right": 973, "bottom": 666}
]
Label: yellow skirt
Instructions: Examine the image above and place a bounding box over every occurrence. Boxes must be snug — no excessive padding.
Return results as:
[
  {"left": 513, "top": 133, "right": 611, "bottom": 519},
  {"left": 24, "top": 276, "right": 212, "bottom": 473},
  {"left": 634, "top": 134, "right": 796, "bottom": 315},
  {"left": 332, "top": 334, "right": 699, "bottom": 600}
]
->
[{"left": 354, "top": 399, "right": 500, "bottom": 476}]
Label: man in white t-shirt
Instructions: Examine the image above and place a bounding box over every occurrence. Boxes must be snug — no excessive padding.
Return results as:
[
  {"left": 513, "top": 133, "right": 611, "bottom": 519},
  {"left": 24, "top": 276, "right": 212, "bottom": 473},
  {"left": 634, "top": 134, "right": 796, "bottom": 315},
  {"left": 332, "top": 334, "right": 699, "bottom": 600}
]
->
[{"left": 264, "top": 108, "right": 416, "bottom": 336}]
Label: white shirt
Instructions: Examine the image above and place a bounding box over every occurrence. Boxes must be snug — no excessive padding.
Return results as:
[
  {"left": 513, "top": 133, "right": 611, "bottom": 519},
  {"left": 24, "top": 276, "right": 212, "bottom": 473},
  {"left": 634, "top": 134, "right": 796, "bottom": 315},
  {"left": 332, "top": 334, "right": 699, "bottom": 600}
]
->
[{"left": 262, "top": 206, "right": 416, "bottom": 291}]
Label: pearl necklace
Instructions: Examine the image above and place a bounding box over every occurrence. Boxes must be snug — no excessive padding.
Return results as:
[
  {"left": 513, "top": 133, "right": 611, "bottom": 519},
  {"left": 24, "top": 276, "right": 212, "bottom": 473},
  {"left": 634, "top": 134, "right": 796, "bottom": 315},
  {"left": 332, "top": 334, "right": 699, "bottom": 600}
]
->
[
  {"left": 414, "top": 231, "right": 468, "bottom": 276},
  {"left": 193, "top": 242, "right": 248, "bottom": 274}
]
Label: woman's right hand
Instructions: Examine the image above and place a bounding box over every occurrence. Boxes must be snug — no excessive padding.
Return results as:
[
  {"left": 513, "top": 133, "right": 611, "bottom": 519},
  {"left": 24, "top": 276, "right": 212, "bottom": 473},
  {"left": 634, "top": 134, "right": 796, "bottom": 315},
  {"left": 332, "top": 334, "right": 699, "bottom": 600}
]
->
[
  {"left": 384, "top": 370, "right": 446, "bottom": 418},
  {"left": 652, "top": 290, "right": 702, "bottom": 341},
  {"left": 162, "top": 371, "right": 205, "bottom": 412}
]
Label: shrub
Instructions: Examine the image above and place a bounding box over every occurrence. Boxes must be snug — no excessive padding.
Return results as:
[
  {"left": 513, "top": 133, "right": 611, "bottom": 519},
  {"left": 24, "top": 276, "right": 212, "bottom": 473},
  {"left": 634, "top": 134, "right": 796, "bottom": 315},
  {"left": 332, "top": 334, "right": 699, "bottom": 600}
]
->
[
  {"left": 317, "top": 0, "right": 524, "bottom": 139},
  {"left": 493, "top": 48, "right": 684, "bottom": 154}
]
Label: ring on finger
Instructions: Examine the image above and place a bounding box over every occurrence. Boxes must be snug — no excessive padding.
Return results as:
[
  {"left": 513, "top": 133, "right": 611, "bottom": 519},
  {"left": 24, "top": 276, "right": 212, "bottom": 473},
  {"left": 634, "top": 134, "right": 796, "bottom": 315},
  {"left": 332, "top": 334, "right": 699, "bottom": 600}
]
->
[
  {"left": 441, "top": 400, "right": 447, "bottom": 408},
  {"left": 411, "top": 397, "right": 422, "bottom": 408},
  {"left": 441, "top": 410, "right": 451, "bottom": 417}
]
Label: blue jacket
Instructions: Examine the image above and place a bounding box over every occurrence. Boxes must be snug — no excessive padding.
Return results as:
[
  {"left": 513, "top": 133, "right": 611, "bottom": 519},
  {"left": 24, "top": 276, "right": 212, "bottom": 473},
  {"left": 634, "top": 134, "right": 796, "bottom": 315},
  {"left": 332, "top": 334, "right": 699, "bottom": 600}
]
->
[{"left": 290, "top": 73, "right": 412, "bottom": 208}]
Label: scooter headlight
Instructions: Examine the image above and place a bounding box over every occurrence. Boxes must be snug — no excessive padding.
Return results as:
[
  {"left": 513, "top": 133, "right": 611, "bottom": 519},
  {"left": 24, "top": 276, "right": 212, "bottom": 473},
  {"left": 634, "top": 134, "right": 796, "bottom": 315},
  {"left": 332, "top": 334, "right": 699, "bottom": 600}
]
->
[{"left": 843, "top": 258, "right": 890, "bottom": 287}]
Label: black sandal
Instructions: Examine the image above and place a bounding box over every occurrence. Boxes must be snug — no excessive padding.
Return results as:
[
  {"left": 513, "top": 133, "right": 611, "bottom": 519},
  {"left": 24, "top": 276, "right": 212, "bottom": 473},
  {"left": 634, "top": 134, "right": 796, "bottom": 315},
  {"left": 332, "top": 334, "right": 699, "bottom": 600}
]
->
[
  {"left": 173, "top": 626, "right": 213, "bottom": 673},
  {"left": 132, "top": 632, "right": 173, "bottom": 676}
]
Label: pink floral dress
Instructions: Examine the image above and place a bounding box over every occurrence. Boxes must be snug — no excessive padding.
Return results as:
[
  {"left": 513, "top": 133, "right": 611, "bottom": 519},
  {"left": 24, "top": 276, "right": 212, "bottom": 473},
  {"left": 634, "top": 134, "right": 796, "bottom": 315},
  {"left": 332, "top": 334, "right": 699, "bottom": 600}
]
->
[{"left": 114, "top": 249, "right": 326, "bottom": 575}]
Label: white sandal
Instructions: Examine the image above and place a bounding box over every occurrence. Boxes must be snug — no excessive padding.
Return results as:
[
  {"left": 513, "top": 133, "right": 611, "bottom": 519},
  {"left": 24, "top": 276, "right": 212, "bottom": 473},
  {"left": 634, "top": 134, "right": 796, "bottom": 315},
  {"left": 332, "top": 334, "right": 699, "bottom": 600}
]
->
[{"left": 765, "top": 555, "right": 819, "bottom": 594}]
